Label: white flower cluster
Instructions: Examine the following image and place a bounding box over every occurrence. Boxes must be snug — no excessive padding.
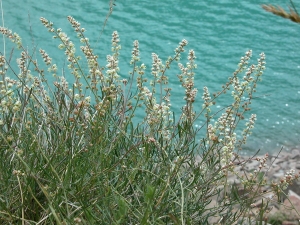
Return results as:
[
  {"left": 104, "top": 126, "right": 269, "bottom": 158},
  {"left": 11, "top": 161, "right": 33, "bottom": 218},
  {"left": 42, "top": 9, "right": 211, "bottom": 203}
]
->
[
  {"left": 151, "top": 53, "right": 164, "bottom": 82},
  {"left": 39, "top": 49, "right": 52, "bottom": 65},
  {"left": 0, "top": 77, "right": 21, "bottom": 114},
  {"left": 130, "top": 40, "right": 140, "bottom": 65},
  {"left": 241, "top": 114, "right": 257, "bottom": 144},
  {"left": 270, "top": 168, "right": 300, "bottom": 194},
  {"left": 17, "top": 51, "right": 28, "bottom": 77},
  {"left": 105, "top": 31, "right": 121, "bottom": 82},
  {"left": 178, "top": 50, "right": 198, "bottom": 104},
  {"left": 0, "top": 56, "right": 6, "bottom": 75},
  {"left": 0, "top": 26, "right": 22, "bottom": 49},
  {"left": 106, "top": 55, "right": 119, "bottom": 79},
  {"left": 67, "top": 16, "right": 104, "bottom": 93},
  {"left": 140, "top": 85, "right": 172, "bottom": 141},
  {"left": 202, "top": 86, "right": 212, "bottom": 109},
  {"left": 41, "top": 17, "right": 79, "bottom": 77},
  {"left": 202, "top": 50, "right": 266, "bottom": 174},
  {"left": 174, "top": 39, "right": 188, "bottom": 61},
  {"left": 255, "top": 52, "right": 266, "bottom": 78},
  {"left": 111, "top": 31, "right": 121, "bottom": 57},
  {"left": 177, "top": 47, "right": 198, "bottom": 121}
]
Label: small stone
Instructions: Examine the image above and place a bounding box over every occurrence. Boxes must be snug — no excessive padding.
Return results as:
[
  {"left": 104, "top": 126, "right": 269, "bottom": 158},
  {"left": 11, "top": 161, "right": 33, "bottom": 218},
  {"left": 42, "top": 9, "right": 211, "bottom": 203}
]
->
[
  {"left": 272, "top": 157, "right": 285, "bottom": 165},
  {"left": 279, "top": 190, "right": 300, "bottom": 221},
  {"left": 243, "top": 159, "right": 260, "bottom": 171},
  {"left": 252, "top": 192, "right": 274, "bottom": 208},
  {"left": 267, "top": 164, "right": 281, "bottom": 178},
  {"left": 291, "top": 148, "right": 300, "bottom": 159},
  {"left": 273, "top": 170, "right": 285, "bottom": 178},
  {"left": 282, "top": 221, "right": 298, "bottom": 225},
  {"left": 283, "top": 151, "right": 293, "bottom": 159}
]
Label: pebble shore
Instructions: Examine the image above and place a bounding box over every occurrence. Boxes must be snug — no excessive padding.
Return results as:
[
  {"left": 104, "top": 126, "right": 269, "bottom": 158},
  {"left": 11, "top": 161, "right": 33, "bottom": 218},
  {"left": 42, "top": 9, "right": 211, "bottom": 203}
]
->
[
  {"left": 199, "top": 147, "right": 300, "bottom": 224},
  {"left": 232, "top": 148, "right": 300, "bottom": 224}
]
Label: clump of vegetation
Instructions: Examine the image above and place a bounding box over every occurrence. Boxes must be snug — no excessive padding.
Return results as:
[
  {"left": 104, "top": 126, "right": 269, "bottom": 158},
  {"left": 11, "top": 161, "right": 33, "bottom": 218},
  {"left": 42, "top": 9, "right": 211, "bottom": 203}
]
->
[{"left": 0, "top": 12, "right": 298, "bottom": 224}]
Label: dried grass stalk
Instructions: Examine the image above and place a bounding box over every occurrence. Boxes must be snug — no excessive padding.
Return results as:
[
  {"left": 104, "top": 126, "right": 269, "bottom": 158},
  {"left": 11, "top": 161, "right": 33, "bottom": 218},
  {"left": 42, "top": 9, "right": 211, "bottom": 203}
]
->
[{"left": 262, "top": 4, "right": 300, "bottom": 23}]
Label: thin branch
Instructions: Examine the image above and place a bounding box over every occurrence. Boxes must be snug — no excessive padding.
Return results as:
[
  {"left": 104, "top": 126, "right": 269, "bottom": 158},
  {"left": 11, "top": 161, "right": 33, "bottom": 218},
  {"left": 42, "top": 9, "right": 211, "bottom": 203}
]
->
[{"left": 97, "top": 0, "right": 116, "bottom": 44}]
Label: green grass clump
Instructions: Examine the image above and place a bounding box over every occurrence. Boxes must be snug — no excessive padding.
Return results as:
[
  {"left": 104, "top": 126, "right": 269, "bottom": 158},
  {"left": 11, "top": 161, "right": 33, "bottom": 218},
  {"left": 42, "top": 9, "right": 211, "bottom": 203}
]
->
[{"left": 0, "top": 15, "right": 297, "bottom": 224}]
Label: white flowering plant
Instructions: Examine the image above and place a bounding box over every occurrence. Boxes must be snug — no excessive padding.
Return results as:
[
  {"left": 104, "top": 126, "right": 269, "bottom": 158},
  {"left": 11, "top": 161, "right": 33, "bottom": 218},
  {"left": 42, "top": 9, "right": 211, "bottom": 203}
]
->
[{"left": 0, "top": 9, "right": 299, "bottom": 225}]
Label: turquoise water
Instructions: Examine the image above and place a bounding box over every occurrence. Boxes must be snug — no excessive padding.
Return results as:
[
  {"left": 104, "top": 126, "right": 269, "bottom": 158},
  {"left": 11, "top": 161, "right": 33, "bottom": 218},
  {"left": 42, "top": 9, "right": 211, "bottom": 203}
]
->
[{"left": 1, "top": 0, "right": 300, "bottom": 154}]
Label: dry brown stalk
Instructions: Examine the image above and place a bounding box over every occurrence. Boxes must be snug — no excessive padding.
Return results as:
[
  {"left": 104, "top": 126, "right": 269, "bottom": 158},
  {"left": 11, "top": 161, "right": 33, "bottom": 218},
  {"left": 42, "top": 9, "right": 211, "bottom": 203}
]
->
[{"left": 262, "top": 4, "right": 300, "bottom": 23}]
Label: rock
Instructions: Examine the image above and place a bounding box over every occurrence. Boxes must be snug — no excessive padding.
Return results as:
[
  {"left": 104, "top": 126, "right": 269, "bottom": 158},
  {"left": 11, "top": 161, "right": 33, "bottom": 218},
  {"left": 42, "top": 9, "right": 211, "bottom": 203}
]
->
[
  {"left": 227, "top": 174, "right": 241, "bottom": 184},
  {"left": 291, "top": 148, "right": 300, "bottom": 159},
  {"left": 273, "top": 169, "right": 285, "bottom": 178},
  {"left": 289, "top": 161, "right": 298, "bottom": 170},
  {"left": 272, "top": 157, "right": 285, "bottom": 165},
  {"left": 252, "top": 192, "right": 275, "bottom": 208},
  {"left": 287, "top": 180, "right": 300, "bottom": 196},
  {"left": 266, "top": 164, "right": 281, "bottom": 178},
  {"left": 279, "top": 190, "right": 300, "bottom": 221},
  {"left": 243, "top": 159, "right": 260, "bottom": 171},
  {"left": 282, "top": 221, "right": 299, "bottom": 225}
]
